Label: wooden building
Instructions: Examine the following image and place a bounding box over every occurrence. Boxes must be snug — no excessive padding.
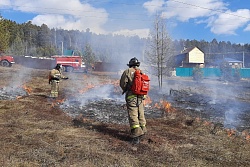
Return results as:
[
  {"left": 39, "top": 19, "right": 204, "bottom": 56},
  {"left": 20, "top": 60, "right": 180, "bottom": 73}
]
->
[{"left": 175, "top": 47, "right": 204, "bottom": 68}]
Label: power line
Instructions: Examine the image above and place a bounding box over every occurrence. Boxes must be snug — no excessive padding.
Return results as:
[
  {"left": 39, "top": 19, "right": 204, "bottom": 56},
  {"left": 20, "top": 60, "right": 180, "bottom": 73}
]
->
[
  {"left": 94, "top": 0, "right": 250, "bottom": 21},
  {"left": 1, "top": 6, "right": 247, "bottom": 26},
  {"left": 3, "top": 1, "right": 250, "bottom": 21},
  {"left": 89, "top": 0, "right": 250, "bottom": 20},
  {"left": 169, "top": 0, "right": 250, "bottom": 20},
  {"left": 206, "top": 51, "right": 250, "bottom": 55},
  {"left": 0, "top": 1, "right": 249, "bottom": 28}
]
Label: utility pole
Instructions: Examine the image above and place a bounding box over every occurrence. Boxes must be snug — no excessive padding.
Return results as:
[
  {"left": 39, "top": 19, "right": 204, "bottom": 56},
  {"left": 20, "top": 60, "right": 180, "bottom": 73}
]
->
[
  {"left": 243, "top": 43, "right": 245, "bottom": 68},
  {"left": 61, "top": 41, "right": 63, "bottom": 56},
  {"left": 55, "top": 29, "right": 56, "bottom": 46}
]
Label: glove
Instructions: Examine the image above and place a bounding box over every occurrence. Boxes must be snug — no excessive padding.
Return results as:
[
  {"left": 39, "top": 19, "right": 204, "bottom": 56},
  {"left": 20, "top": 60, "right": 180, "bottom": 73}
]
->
[{"left": 52, "top": 76, "right": 60, "bottom": 80}]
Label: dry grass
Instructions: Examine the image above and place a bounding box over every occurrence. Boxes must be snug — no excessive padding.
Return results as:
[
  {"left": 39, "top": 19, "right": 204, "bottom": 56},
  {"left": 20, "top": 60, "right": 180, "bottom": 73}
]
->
[{"left": 0, "top": 65, "right": 250, "bottom": 167}]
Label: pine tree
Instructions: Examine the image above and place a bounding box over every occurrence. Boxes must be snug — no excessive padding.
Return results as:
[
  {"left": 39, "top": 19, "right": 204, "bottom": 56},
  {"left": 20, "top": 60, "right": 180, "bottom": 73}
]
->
[{"left": 0, "top": 16, "right": 10, "bottom": 53}]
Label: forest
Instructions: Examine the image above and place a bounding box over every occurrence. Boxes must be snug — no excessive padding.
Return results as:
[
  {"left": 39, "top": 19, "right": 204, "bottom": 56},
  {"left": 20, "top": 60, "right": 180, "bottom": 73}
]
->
[{"left": 0, "top": 15, "right": 250, "bottom": 67}]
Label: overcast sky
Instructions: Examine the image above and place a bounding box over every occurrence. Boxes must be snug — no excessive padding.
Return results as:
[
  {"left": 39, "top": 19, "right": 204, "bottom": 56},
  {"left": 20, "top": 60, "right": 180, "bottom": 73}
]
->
[{"left": 0, "top": 0, "right": 250, "bottom": 44}]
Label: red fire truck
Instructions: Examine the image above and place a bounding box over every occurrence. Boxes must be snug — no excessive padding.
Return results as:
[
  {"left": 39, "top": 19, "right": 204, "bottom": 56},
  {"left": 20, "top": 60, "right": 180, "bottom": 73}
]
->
[
  {"left": 51, "top": 55, "right": 87, "bottom": 72},
  {"left": 0, "top": 55, "right": 15, "bottom": 67}
]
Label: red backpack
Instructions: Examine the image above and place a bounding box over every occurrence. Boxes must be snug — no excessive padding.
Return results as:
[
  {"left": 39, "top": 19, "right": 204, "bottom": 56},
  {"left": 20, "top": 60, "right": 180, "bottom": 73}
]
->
[{"left": 131, "top": 69, "right": 150, "bottom": 95}]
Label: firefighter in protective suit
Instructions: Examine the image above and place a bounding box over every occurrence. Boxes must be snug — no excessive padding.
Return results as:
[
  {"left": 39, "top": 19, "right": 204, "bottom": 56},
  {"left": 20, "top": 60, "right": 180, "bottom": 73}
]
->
[
  {"left": 49, "top": 64, "right": 68, "bottom": 98},
  {"left": 120, "top": 57, "right": 147, "bottom": 144}
]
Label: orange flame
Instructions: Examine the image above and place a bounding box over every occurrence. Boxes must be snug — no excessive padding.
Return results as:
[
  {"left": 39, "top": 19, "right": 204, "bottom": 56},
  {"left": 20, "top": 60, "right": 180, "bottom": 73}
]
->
[
  {"left": 241, "top": 130, "right": 250, "bottom": 141},
  {"left": 162, "top": 100, "right": 171, "bottom": 112},
  {"left": 246, "top": 135, "right": 250, "bottom": 141},
  {"left": 162, "top": 100, "right": 172, "bottom": 111},
  {"left": 56, "top": 98, "right": 65, "bottom": 104},
  {"left": 22, "top": 84, "right": 32, "bottom": 95},
  {"left": 154, "top": 103, "right": 160, "bottom": 109},
  {"left": 226, "top": 129, "right": 236, "bottom": 137},
  {"left": 16, "top": 96, "right": 22, "bottom": 99},
  {"left": 154, "top": 100, "right": 174, "bottom": 112},
  {"left": 203, "top": 121, "right": 211, "bottom": 126},
  {"left": 51, "top": 98, "right": 66, "bottom": 108},
  {"left": 143, "top": 96, "right": 152, "bottom": 106}
]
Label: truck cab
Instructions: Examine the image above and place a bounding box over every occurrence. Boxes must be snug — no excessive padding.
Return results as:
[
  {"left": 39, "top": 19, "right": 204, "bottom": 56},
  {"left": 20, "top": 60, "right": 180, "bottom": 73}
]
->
[
  {"left": 0, "top": 55, "right": 15, "bottom": 67},
  {"left": 51, "top": 55, "right": 87, "bottom": 73}
]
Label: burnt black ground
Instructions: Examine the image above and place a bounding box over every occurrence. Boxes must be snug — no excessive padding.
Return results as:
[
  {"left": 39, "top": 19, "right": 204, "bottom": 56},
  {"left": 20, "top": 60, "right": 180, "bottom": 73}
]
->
[{"left": 60, "top": 76, "right": 250, "bottom": 132}]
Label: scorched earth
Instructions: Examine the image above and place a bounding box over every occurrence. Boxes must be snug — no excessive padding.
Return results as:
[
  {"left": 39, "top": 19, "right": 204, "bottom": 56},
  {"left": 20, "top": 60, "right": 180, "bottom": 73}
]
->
[{"left": 0, "top": 64, "right": 250, "bottom": 167}]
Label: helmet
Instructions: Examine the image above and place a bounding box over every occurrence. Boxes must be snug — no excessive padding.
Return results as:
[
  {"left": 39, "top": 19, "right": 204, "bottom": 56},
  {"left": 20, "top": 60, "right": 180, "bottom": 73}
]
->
[
  {"left": 55, "top": 64, "right": 62, "bottom": 70},
  {"left": 127, "top": 57, "right": 140, "bottom": 67}
]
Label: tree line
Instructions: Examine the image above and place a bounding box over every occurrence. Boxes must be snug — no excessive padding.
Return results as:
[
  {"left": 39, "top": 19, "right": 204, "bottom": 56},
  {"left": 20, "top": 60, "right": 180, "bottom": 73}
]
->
[{"left": 0, "top": 15, "right": 249, "bottom": 67}]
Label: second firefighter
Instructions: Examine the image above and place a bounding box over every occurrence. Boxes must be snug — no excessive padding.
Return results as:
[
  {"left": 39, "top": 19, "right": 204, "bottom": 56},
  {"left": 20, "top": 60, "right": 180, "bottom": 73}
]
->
[{"left": 49, "top": 64, "right": 68, "bottom": 98}]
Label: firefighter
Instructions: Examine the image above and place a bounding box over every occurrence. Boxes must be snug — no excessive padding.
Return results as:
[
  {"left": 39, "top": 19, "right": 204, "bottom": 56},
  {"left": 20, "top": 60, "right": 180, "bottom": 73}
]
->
[
  {"left": 119, "top": 57, "right": 147, "bottom": 144},
  {"left": 49, "top": 64, "right": 68, "bottom": 98}
]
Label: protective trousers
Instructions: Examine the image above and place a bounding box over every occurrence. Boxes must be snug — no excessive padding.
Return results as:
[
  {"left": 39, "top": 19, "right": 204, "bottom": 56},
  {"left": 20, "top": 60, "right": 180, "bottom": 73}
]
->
[
  {"left": 50, "top": 80, "right": 59, "bottom": 98},
  {"left": 126, "top": 95, "right": 146, "bottom": 138}
]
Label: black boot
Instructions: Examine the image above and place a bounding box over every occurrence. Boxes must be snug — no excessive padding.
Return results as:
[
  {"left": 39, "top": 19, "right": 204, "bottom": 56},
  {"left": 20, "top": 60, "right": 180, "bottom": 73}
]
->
[
  {"left": 130, "top": 127, "right": 144, "bottom": 138},
  {"left": 131, "top": 136, "right": 140, "bottom": 144}
]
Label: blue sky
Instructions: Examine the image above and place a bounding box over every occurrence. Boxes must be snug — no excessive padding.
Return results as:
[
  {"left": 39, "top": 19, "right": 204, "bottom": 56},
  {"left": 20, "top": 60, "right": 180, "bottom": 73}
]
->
[{"left": 0, "top": 0, "right": 250, "bottom": 44}]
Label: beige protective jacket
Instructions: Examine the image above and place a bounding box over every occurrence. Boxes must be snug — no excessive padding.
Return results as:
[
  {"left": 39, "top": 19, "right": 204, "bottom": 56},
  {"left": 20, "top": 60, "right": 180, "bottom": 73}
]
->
[
  {"left": 49, "top": 69, "right": 67, "bottom": 83},
  {"left": 119, "top": 67, "right": 141, "bottom": 95}
]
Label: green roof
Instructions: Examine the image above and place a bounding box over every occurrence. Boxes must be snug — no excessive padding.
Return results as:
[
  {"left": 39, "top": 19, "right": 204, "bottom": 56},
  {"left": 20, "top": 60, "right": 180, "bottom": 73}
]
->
[{"left": 63, "top": 50, "right": 74, "bottom": 56}]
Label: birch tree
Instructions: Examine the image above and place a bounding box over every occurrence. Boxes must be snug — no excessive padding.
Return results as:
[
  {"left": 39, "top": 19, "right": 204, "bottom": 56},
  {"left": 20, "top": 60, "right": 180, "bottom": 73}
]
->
[{"left": 145, "top": 15, "right": 174, "bottom": 89}]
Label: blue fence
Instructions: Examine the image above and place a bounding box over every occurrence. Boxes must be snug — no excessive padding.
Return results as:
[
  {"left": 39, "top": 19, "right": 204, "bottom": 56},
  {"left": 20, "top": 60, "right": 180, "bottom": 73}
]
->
[
  {"left": 240, "top": 68, "right": 250, "bottom": 78},
  {"left": 176, "top": 68, "right": 250, "bottom": 78}
]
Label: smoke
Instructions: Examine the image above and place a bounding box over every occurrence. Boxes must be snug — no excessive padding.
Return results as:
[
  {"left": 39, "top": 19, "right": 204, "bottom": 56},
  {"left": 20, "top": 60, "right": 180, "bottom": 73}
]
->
[
  {"left": 2, "top": 56, "right": 54, "bottom": 98},
  {"left": 165, "top": 76, "right": 250, "bottom": 131},
  {"left": 0, "top": 64, "right": 34, "bottom": 99},
  {"left": 5, "top": 65, "right": 32, "bottom": 92},
  {"left": 224, "top": 109, "right": 239, "bottom": 129},
  {"left": 63, "top": 84, "right": 123, "bottom": 107},
  {"left": 60, "top": 84, "right": 127, "bottom": 124}
]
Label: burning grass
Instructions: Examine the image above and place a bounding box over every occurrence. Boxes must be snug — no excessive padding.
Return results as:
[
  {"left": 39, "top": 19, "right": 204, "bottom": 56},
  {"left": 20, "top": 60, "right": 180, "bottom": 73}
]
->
[{"left": 1, "top": 65, "right": 250, "bottom": 166}]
